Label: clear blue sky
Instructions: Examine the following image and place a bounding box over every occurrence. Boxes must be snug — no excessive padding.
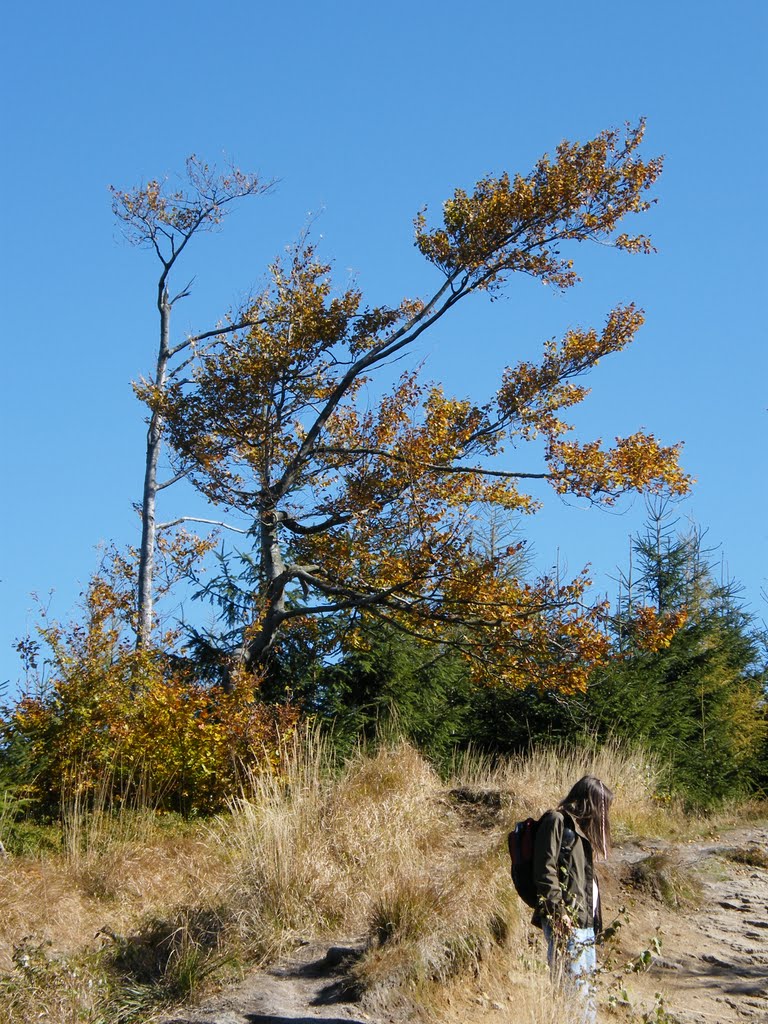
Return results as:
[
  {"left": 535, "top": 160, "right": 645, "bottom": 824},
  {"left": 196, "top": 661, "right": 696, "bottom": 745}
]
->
[{"left": 1, "top": 0, "right": 766, "bottom": 691}]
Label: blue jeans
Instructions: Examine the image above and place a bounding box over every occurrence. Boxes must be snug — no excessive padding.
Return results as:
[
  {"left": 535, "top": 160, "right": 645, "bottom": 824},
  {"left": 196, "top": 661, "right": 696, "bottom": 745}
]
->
[{"left": 541, "top": 922, "right": 597, "bottom": 1024}]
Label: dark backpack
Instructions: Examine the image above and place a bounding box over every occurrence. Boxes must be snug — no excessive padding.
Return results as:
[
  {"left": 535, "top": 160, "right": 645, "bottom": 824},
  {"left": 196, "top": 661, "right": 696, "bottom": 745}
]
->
[{"left": 507, "top": 814, "right": 577, "bottom": 909}]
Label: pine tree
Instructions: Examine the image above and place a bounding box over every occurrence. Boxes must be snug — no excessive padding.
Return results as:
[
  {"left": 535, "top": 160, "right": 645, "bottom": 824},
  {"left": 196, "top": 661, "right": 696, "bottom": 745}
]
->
[{"left": 587, "top": 503, "right": 767, "bottom": 805}]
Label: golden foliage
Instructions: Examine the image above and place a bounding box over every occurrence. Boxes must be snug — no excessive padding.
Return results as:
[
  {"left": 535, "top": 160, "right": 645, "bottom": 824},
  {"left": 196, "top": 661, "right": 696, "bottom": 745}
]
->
[
  {"left": 4, "top": 553, "right": 300, "bottom": 814},
  {"left": 620, "top": 606, "right": 688, "bottom": 653},
  {"left": 548, "top": 433, "right": 689, "bottom": 503},
  {"left": 136, "top": 122, "right": 688, "bottom": 692},
  {"left": 415, "top": 120, "right": 661, "bottom": 290}
]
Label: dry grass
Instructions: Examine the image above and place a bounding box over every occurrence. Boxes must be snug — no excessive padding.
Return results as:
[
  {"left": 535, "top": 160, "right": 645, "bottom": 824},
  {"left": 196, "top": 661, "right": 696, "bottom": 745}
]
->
[
  {"left": 218, "top": 733, "right": 683, "bottom": 1018},
  {"left": 0, "top": 940, "right": 112, "bottom": 1024},
  {"left": 423, "top": 946, "right": 587, "bottom": 1024},
  {"left": 452, "top": 739, "right": 689, "bottom": 841},
  {"left": 219, "top": 733, "right": 511, "bottom": 961},
  {"left": 703, "top": 795, "right": 768, "bottom": 834},
  {"left": 622, "top": 852, "right": 704, "bottom": 908},
  {"left": 0, "top": 820, "right": 225, "bottom": 966},
  {"left": 722, "top": 844, "right": 768, "bottom": 869},
  {"left": 0, "top": 808, "right": 230, "bottom": 1022},
  {"left": 0, "top": 731, "right": 756, "bottom": 1022},
  {"left": 205, "top": 729, "right": 525, "bottom": 1016}
]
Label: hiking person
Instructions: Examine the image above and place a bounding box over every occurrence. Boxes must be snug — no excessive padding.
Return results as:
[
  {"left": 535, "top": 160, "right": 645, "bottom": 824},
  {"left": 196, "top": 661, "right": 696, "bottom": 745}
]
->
[{"left": 532, "top": 775, "right": 614, "bottom": 1024}]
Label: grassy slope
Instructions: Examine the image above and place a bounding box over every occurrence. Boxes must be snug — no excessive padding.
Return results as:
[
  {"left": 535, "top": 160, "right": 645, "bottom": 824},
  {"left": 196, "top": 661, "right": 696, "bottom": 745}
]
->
[{"left": 0, "top": 735, "right": 763, "bottom": 1023}]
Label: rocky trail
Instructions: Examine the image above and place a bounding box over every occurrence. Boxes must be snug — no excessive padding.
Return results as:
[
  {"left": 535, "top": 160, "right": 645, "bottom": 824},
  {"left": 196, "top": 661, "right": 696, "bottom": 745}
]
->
[
  {"left": 160, "top": 940, "right": 370, "bottom": 1024},
  {"left": 614, "top": 825, "right": 768, "bottom": 1023},
  {"left": 160, "top": 824, "right": 768, "bottom": 1024}
]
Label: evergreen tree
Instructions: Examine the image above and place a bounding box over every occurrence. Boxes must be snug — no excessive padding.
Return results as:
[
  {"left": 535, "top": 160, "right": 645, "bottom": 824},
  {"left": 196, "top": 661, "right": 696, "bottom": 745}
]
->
[
  {"left": 308, "top": 622, "right": 474, "bottom": 764},
  {"left": 587, "top": 503, "right": 767, "bottom": 805}
]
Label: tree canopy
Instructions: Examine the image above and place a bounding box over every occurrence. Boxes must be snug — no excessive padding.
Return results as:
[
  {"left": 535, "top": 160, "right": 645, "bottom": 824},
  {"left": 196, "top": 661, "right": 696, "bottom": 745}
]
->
[{"left": 131, "top": 121, "right": 690, "bottom": 691}]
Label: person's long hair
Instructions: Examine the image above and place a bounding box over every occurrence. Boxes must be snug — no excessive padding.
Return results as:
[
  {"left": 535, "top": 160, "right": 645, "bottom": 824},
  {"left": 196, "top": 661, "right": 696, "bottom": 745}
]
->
[{"left": 558, "top": 775, "right": 614, "bottom": 858}]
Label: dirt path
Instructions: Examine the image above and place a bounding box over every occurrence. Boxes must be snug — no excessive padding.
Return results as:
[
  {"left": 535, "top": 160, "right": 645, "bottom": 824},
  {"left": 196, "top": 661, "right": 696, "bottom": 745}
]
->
[
  {"left": 609, "top": 824, "right": 768, "bottom": 1023},
  {"left": 160, "top": 940, "right": 372, "bottom": 1024},
  {"left": 161, "top": 825, "right": 768, "bottom": 1024}
]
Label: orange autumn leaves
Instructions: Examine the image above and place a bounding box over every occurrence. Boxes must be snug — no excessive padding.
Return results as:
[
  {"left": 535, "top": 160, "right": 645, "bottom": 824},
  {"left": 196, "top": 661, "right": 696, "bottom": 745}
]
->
[
  {"left": 548, "top": 434, "right": 688, "bottom": 503},
  {"left": 139, "top": 121, "right": 688, "bottom": 693},
  {"left": 6, "top": 555, "right": 298, "bottom": 813},
  {"left": 415, "top": 120, "right": 661, "bottom": 290}
]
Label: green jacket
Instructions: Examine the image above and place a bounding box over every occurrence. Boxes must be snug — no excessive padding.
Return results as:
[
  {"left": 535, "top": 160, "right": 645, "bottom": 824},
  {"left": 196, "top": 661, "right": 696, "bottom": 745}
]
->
[{"left": 532, "top": 809, "right": 602, "bottom": 932}]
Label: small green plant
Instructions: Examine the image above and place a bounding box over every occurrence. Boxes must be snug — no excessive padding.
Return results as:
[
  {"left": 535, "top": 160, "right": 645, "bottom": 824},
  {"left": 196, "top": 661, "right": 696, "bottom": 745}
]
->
[
  {"left": 600, "top": 904, "right": 629, "bottom": 945},
  {"left": 605, "top": 986, "right": 681, "bottom": 1024},
  {"left": 606, "top": 983, "right": 632, "bottom": 1012},
  {"left": 627, "top": 933, "right": 663, "bottom": 973},
  {"left": 640, "top": 992, "right": 682, "bottom": 1023},
  {"left": 598, "top": 904, "right": 630, "bottom": 972}
]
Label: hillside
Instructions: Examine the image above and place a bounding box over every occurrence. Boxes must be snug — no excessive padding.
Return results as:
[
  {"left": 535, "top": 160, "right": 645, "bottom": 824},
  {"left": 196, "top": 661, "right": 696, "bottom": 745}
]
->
[
  {"left": 155, "top": 814, "right": 768, "bottom": 1024},
  {"left": 0, "top": 742, "right": 766, "bottom": 1023}
]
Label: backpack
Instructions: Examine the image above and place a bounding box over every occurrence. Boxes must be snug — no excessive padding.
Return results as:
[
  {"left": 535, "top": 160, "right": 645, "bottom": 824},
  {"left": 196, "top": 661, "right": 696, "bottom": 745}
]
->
[{"left": 507, "top": 814, "right": 578, "bottom": 909}]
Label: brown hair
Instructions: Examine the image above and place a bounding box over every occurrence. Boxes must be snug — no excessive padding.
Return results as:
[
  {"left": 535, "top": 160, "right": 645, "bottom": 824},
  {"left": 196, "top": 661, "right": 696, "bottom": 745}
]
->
[{"left": 558, "top": 775, "right": 614, "bottom": 858}]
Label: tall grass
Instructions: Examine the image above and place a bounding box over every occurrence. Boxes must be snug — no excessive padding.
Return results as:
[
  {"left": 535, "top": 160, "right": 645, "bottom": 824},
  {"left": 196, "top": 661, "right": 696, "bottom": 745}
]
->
[
  {"left": 220, "top": 730, "right": 476, "bottom": 956},
  {"left": 219, "top": 730, "right": 522, "bottom": 1015},
  {"left": 0, "top": 730, "right": 734, "bottom": 1022},
  {"left": 0, "top": 769, "right": 229, "bottom": 1022},
  {"left": 452, "top": 737, "right": 682, "bottom": 839}
]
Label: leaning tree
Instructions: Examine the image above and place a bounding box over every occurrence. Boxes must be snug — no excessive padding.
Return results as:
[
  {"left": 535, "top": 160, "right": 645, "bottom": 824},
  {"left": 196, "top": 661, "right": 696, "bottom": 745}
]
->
[{"left": 135, "top": 122, "right": 690, "bottom": 691}]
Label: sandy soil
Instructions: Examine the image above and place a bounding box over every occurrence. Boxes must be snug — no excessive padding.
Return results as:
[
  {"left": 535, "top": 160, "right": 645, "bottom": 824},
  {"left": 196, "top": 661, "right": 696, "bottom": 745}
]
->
[{"left": 604, "top": 824, "right": 768, "bottom": 1023}]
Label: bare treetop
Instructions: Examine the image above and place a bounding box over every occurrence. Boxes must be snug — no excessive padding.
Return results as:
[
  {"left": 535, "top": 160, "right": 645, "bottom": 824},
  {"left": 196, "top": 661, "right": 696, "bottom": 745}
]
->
[{"left": 109, "top": 156, "right": 275, "bottom": 267}]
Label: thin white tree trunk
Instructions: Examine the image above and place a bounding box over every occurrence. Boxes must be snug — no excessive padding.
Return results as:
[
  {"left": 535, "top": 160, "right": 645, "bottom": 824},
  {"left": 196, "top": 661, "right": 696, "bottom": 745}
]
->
[{"left": 137, "top": 287, "right": 171, "bottom": 645}]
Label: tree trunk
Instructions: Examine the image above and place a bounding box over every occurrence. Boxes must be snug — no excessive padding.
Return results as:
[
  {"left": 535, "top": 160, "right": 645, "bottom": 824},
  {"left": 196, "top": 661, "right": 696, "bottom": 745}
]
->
[
  {"left": 244, "top": 510, "right": 287, "bottom": 668},
  {"left": 137, "top": 287, "right": 171, "bottom": 646}
]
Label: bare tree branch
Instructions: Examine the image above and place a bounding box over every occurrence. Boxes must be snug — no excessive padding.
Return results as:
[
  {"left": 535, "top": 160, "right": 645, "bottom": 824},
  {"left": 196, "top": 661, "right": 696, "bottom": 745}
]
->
[
  {"left": 156, "top": 468, "right": 192, "bottom": 491},
  {"left": 170, "top": 277, "right": 196, "bottom": 305},
  {"left": 156, "top": 517, "right": 248, "bottom": 533}
]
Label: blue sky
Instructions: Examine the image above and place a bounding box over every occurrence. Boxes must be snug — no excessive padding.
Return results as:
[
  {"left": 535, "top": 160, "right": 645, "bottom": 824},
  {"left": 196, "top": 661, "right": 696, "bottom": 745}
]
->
[{"left": 1, "top": 1, "right": 766, "bottom": 691}]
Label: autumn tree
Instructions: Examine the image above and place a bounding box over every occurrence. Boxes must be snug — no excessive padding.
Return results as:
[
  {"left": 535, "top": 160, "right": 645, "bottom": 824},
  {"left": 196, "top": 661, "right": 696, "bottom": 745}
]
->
[
  {"left": 145, "top": 122, "right": 690, "bottom": 692},
  {"left": 110, "top": 158, "right": 273, "bottom": 645}
]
